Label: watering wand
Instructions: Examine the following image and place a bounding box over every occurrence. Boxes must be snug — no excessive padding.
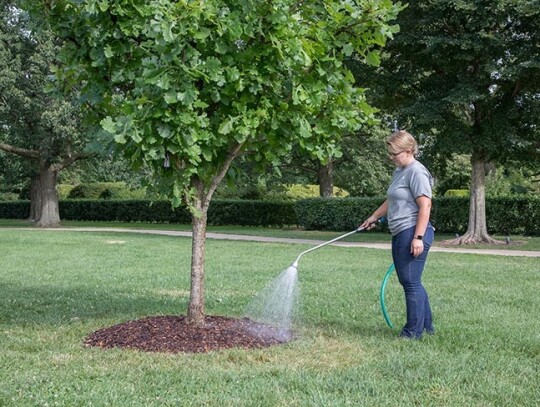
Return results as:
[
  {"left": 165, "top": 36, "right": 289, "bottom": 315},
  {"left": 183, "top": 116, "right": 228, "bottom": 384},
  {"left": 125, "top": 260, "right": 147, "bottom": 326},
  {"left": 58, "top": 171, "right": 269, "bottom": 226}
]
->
[{"left": 290, "top": 218, "right": 383, "bottom": 269}]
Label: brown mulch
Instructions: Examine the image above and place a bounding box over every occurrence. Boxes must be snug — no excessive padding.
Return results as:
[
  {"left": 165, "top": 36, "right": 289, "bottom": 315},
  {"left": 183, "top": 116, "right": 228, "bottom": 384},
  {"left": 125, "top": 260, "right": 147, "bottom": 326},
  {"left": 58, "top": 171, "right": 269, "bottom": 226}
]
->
[{"left": 84, "top": 315, "right": 292, "bottom": 354}]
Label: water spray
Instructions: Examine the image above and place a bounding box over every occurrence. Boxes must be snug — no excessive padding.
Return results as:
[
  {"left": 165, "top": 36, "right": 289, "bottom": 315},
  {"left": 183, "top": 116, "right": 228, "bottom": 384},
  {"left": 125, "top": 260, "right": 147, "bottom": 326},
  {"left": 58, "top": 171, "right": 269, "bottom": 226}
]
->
[{"left": 247, "top": 219, "right": 385, "bottom": 339}]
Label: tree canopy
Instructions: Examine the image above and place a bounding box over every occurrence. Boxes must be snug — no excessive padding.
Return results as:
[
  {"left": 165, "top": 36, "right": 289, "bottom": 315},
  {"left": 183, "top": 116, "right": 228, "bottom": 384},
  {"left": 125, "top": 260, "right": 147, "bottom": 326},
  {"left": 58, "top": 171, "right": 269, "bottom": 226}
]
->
[
  {"left": 0, "top": 1, "right": 92, "bottom": 225},
  {"left": 360, "top": 0, "right": 540, "bottom": 243}
]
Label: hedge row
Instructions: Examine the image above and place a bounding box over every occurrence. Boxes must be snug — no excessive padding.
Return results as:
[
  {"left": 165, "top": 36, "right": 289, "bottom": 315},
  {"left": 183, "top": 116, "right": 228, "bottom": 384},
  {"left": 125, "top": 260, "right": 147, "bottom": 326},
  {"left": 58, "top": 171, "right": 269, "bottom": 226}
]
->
[
  {"left": 0, "top": 199, "right": 296, "bottom": 227},
  {"left": 0, "top": 196, "right": 538, "bottom": 235},
  {"left": 296, "top": 196, "right": 540, "bottom": 236}
]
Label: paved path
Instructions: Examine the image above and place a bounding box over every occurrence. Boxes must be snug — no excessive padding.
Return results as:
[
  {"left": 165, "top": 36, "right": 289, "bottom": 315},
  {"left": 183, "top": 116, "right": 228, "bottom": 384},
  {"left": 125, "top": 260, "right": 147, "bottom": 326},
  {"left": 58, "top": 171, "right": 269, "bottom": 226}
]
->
[{"left": 15, "top": 227, "right": 540, "bottom": 258}]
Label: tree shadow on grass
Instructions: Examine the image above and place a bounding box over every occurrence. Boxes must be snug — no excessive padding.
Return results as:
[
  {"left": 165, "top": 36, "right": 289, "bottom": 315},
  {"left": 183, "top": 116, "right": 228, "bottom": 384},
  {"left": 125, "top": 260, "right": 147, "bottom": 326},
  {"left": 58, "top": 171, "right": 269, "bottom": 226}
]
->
[{"left": 0, "top": 282, "right": 188, "bottom": 326}]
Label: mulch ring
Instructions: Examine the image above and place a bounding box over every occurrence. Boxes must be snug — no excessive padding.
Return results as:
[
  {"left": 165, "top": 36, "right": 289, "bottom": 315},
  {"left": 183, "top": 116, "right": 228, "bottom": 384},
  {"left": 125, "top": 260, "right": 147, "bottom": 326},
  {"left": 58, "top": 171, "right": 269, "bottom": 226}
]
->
[{"left": 84, "top": 315, "right": 293, "bottom": 354}]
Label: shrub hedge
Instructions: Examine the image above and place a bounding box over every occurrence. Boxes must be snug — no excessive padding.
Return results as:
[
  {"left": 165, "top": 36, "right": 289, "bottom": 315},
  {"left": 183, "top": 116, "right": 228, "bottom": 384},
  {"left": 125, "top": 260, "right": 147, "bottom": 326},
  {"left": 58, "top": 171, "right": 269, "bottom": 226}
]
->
[
  {"left": 66, "top": 182, "right": 146, "bottom": 200},
  {"left": 0, "top": 196, "right": 538, "bottom": 235},
  {"left": 0, "top": 199, "right": 296, "bottom": 227}
]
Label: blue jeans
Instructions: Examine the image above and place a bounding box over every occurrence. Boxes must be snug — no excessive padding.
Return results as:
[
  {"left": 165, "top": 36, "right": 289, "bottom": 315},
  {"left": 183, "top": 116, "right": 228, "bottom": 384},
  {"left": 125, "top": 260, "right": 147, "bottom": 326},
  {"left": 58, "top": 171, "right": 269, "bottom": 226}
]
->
[{"left": 391, "top": 224, "right": 435, "bottom": 339}]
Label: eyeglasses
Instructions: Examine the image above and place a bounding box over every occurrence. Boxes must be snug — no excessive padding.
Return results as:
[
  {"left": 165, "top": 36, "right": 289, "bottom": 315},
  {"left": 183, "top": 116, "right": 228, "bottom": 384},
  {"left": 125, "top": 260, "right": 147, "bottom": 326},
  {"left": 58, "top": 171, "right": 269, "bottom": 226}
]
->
[{"left": 388, "top": 151, "right": 404, "bottom": 157}]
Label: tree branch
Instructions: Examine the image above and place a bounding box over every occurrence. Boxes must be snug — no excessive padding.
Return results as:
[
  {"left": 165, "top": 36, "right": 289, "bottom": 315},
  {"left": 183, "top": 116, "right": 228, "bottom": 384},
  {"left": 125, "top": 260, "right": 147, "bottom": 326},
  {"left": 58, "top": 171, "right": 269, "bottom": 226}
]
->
[
  {"left": 204, "top": 142, "right": 244, "bottom": 209},
  {"left": 0, "top": 142, "right": 39, "bottom": 159},
  {"left": 57, "top": 152, "right": 95, "bottom": 171},
  {"left": 511, "top": 80, "right": 522, "bottom": 98}
]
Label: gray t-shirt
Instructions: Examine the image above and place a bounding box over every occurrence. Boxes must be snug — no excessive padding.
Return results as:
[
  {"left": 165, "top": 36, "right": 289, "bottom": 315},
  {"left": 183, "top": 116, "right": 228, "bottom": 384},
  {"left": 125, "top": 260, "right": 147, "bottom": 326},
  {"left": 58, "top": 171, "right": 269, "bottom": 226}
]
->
[{"left": 387, "top": 160, "right": 433, "bottom": 236}]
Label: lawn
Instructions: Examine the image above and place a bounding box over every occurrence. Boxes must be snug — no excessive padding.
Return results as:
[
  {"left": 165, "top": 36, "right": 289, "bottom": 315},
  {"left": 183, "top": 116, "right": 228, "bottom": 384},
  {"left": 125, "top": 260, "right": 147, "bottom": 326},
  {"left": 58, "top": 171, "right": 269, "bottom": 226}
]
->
[{"left": 1, "top": 228, "right": 539, "bottom": 406}]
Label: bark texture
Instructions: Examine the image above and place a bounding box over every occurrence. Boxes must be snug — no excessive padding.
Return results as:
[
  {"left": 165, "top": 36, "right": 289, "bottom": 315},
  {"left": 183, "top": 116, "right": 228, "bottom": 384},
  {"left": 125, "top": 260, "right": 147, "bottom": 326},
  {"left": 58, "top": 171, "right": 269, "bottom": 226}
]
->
[
  {"left": 35, "top": 162, "right": 61, "bottom": 227},
  {"left": 187, "top": 206, "right": 207, "bottom": 326},
  {"left": 28, "top": 176, "right": 42, "bottom": 222},
  {"left": 318, "top": 160, "right": 334, "bottom": 197},
  {"left": 442, "top": 154, "right": 503, "bottom": 245}
]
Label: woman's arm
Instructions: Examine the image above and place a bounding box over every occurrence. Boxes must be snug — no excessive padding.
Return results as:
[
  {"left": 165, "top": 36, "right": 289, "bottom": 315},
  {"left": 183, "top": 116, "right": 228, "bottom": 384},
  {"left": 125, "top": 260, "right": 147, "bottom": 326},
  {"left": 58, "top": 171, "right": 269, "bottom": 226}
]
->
[
  {"left": 360, "top": 200, "right": 388, "bottom": 229},
  {"left": 411, "top": 196, "right": 432, "bottom": 257}
]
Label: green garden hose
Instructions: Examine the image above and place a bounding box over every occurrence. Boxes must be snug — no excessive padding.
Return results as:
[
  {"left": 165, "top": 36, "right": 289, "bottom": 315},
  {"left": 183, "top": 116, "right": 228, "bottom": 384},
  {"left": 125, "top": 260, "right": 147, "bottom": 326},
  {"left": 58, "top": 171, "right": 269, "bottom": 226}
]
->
[{"left": 380, "top": 263, "right": 395, "bottom": 329}]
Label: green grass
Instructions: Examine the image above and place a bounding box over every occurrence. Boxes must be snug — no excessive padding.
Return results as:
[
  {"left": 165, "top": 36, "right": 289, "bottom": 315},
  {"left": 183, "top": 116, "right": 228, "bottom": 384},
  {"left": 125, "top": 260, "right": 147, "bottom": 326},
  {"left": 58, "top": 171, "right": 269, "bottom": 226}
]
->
[
  {"left": 1, "top": 228, "right": 539, "bottom": 406},
  {"left": 1, "top": 218, "right": 539, "bottom": 251}
]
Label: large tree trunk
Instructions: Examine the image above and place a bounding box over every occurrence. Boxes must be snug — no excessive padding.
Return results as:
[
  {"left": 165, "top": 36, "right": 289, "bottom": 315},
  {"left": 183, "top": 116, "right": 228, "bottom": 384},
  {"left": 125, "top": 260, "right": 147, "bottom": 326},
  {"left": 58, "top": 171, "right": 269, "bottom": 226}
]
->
[
  {"left": 318, "top": 159, "right": 334, "bottom": 197},
  {"left": 35, "top": 161, "right": 61, "bottom": 228},
  {"left": 28, "top": 176, "right": 42, "bottom": 222},
  {"left": 444, "top": 153, "right": 502, "bottom": 245}
]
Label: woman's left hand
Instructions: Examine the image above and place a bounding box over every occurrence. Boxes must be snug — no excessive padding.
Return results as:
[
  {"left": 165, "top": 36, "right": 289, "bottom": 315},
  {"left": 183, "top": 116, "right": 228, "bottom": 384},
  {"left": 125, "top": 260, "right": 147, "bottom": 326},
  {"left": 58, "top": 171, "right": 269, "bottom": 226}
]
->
[{"left": 411, "top": 239, "right": 424, "bottom": 257}]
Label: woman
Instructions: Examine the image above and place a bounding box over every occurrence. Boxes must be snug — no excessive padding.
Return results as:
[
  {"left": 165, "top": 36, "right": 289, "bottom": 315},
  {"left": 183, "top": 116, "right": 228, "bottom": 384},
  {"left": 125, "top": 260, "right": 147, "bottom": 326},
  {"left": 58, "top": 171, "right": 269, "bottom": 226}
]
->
[{"left": 361, "top": 130, "right": 435, "bottom": 339}]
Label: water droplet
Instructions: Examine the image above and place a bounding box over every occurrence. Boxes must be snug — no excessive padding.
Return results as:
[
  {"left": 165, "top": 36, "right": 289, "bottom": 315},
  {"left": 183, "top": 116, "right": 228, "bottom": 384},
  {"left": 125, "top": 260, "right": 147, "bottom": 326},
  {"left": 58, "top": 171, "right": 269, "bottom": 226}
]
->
[{"left": 245, "top": 266, "right": 300, "bottom": 340}]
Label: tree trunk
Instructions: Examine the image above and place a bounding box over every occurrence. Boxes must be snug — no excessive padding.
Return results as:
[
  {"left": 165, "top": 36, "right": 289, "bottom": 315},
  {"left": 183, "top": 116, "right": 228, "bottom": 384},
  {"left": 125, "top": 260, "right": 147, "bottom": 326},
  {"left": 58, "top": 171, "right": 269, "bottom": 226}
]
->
[
  {"left": 183, "top": 143, "right": 244, "bottom": 326},
  {"left": 187, "top": 204, "right": 208, "bottom": 326},
  {"left": 28, "top": 176, "right": 42, "bottom": 222},
  {"left": 443, "top": 153, "right": 502, "bottom": 245},
  {"left": 35, "top": 161, "right": 61, "bottom": 228},
  {"left": 318, "top": 159, "right": 334, "bottom": 197}
]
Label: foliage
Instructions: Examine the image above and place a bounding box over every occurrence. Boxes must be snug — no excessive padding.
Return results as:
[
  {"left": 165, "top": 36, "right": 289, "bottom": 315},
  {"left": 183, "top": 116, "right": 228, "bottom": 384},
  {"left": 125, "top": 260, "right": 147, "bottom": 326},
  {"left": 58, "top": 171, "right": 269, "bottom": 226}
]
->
[
  {"left": 0, "top": 198, "right": 296, "bottom": 226},
  {"left": 333, "top": 126, "right": 394, "bottom": 196},
  {"left": 355, "top": 0, "right": 540, "bottom": 242},
  {"left": 58, "top": 155, "right": 154, "bottom": 190},
  {"left": 0, "top": 0, "right": 96, "bottom": 225},
  {"left": 0, "top": 192, "right": 19, "bottom": 201},
  {"left": 432, "top": 154, "right": 472, "bottom": 196},
  {"left": 486, "top": 167, "right": 540, "bottom": 196},
  {"left": 368, "top": 0, "right": 540, "bottom": 165},
  {"left": 215, "top": 183, "right": 349, "bottom": 201},
  {"left": 294, "top": 196, "right": 540, "bottom": 235},
  {"left": 40, "top": 0, "right": 403, "bottom": 208},
  {"left": 295, "top": 196, "right": 386, "bottom": 231},
  {"left": 281, "top": 184, "right": 348, "bottom": 200},
  {"left": 0, "top": 200, "right": 28, "bottom": 218},
  {"left": 56, "top": 184, "right": 75, "bottom": 199},
  {"left": 0, "top": 150, "right": 27, "bottom": 196},
  {"left": 240, "top": 125, "right": 394, "bottom": 198},
  {"left": 432, "top": 196, "right": 540, "bottom": 236},
  {"left": 444, "top": 189, "right": 469, "bottom": 197},
  {"left": 0, "top": 2, "right": 89, "bottom": 164},
  {"left": 66, "top": 182, "right": 146, "bottom": 199}
]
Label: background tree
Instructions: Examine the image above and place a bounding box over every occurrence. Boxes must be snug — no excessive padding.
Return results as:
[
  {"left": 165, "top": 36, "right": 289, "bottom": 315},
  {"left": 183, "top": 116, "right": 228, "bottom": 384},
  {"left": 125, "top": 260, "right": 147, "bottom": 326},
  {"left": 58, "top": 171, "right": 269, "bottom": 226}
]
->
[
  {"left": 360, "top": 0, "right": 540, "bottom": 244},
  {"left": 333, "top": 127, "right": 393, "bottom": 196},
  {"left": 268, "top": 126, "right": 392, "bottom": 197},
  {"left": 0, "top": 1, "right": 92, "bottom": 226},
  {"left": 42, "top": 0, "right": 402, "bottom": 324}
]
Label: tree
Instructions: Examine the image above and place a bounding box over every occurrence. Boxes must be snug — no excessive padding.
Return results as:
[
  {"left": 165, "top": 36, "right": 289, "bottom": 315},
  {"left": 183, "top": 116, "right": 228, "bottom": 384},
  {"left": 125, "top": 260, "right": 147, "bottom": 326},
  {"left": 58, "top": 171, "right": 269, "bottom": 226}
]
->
[
  {"left": 0, "top": 2, "right": 92, "bottom": 226},
  {"left": 267, "top": 126, "right": 393, "bottom": 197},
  {"left": 42, "top": 0, "right": 402, "bottom": 324},
  {"left": 361, "top": 0, "right": 540, "bottom": 243}
]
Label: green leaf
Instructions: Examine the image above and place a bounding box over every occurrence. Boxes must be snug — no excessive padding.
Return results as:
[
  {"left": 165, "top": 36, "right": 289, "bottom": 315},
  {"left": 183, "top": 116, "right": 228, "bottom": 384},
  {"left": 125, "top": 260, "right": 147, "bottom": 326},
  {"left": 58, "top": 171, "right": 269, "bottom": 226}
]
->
[
  {"left": 100, "top": 116, "right": 116, "bottom": 134},
  {"left": 365, "top": 51, "right": 381, "bottom": 66},
  {"left": 103, "top": 45, "right": 114, "bottom": 59},
  {"left": 157, "top": 124, "right": 172, "bottom": 139},
  {"left": 162, "top": 21, "right": 175, "bottom": 42},
  {"left": 164, "top": 91, "right": 178, "bottom": 104},
  {"left": 218, "top": 117, "right": 237, "bottom": 135},
  {"left": 342, "top": 43, "right": 354, "bottom": 57},
  {"left": 98, "top": 1, "right": 109, "bottom": 12},
  {"left": 201, "top": 147, "right": 212, "bottom": 161}
]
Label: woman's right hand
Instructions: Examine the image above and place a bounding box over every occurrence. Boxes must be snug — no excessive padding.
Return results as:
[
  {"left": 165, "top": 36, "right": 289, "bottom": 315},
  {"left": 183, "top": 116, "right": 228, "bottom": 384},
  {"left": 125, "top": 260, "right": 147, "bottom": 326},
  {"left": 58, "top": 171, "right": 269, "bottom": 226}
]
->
[{"left": 360, "top": 216, "right": 379, "bottom": 230}]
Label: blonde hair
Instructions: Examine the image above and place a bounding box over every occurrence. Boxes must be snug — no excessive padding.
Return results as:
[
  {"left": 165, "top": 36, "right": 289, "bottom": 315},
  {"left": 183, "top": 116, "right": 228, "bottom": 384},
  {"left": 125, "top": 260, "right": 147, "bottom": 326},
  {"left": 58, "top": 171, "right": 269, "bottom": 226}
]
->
[{"left": 386, "top": 130, "right": 419, "bottom": 156}]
